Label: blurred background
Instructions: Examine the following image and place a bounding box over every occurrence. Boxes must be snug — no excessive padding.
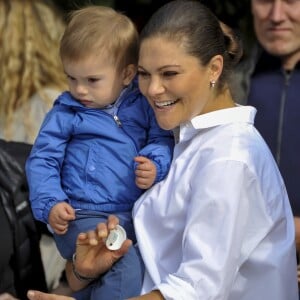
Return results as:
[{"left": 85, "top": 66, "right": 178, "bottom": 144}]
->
[{"left": 54, "top": 0, "right": 255, "bottom": 57}]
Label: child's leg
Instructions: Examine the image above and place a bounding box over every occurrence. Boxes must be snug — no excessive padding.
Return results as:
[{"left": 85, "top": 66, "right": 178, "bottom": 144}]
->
[
  {"left": 53, "top": 223, "right": 79, "bottom": 260},
  {"left": 90, "top": 244, "right": 144, "bottom": 300}
]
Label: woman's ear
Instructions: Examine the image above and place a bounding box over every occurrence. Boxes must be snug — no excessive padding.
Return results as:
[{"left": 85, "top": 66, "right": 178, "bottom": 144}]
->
[
  {"left": 209, "top": 54, "right": 223, "bottom": 82},
  {"left": 122, "top": 64, "right": 137, "bottom": 85}
]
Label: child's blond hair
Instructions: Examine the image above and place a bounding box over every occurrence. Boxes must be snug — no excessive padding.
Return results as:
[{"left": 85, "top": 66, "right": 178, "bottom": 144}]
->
[{"left": 60, "top": 6, "right": 139, "bottom": 71}]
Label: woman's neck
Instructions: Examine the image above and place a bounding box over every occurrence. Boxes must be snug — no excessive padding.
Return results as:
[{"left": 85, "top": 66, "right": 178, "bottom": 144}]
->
[{"left": 202, "top": 88, "right": 235, "bottom": 114}]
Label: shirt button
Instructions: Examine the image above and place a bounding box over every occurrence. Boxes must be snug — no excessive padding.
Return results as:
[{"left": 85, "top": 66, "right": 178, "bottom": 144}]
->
[{"left": 89, "top": 165, "right": 95, "bottom": 171}]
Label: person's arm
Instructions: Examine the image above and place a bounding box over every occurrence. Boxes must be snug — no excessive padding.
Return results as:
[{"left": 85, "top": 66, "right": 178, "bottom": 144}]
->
[
  {"left": 66, "top": 215, "right": 132, "bottom": 291},
  {"left": 27, "top": 216, "right": 132, "bottom": 300},
  {"left": 65, "top": 260, "right": 89, "bottom": 292},
  {"left": 26, "top": 290, "right": 164, "bottom": 300},
  {"left": 25, "top": 105, "right": 72, "bottom": 223}
]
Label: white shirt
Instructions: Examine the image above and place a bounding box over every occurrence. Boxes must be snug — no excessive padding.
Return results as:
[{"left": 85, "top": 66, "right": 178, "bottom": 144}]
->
[{"left": 133, "top": 106, "right": 298, "bottom": 300}]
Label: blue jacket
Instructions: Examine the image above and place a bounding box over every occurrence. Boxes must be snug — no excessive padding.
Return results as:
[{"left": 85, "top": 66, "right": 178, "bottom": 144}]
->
[
  {"left": 26, "top": 83, "right": 174, "bottom": 223},
  {"left": 247, "top": 51, "right": 300, "bottom": 216}
]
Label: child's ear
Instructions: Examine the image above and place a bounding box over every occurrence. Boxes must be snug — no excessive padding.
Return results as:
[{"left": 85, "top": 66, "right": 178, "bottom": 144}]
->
[{"left": 122, "top": 64, "right": 137, "bottom": 85}]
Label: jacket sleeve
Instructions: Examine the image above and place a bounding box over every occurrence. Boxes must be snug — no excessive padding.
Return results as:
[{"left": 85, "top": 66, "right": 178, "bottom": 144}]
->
[
  {"left": 25, "top": 105, "right": 74, "bottom": 223},
  {"left": 137, "top": 102, "right": 175, "bottom": 183}
]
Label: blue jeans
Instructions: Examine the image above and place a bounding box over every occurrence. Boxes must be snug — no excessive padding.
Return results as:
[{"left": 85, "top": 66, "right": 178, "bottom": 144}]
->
[{"left": 54, "top": 210, "right": 144, "bottom": 300}]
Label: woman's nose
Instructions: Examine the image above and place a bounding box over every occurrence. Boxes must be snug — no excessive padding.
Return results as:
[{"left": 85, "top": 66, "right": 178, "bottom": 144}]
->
[{"left": 147, "top": 77, "right": 165, "bottom": 96}]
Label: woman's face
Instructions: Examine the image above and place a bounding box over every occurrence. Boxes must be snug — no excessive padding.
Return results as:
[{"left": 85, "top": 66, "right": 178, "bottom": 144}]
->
[{"left": 138, "top": 36, "right": 212, "bottom": 130}]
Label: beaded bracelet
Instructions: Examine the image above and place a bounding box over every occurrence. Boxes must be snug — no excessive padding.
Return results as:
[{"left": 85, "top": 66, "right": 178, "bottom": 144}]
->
[{"left": 72, "top": 253, "right": 98, "bottom": 282}]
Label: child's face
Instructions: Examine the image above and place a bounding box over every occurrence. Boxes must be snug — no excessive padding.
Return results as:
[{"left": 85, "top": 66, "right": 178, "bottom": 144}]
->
[{"left": 63, "top": 54, "right": 128, "bottom": 109}]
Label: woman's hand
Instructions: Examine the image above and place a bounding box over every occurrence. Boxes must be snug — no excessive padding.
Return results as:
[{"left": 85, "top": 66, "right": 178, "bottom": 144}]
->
[
  {"left": 27, "top": 215, "right": 132, "bottom": 298},
  {"left": 67, "top": 215, "right": 132, "bottom": 291}
]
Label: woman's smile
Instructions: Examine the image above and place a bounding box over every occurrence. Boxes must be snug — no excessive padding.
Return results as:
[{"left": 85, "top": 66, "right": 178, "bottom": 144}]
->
[{"left": 154, "top": 99, "right": 179, "bottom": 108}]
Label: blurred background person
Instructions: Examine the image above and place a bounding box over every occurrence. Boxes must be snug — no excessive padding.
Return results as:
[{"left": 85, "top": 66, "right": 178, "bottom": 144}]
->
[
  {"left": 235, "top": 0, "right": 300, "bottom": 291},
  {"left": 237, "top": 0, "right": 300, "bottom": 249},
  {"left": 0, "top": 0, "right": 67, "bottom": 144},
  {"left": 0, "top": 0, "right": 69, "bottom": 294}
]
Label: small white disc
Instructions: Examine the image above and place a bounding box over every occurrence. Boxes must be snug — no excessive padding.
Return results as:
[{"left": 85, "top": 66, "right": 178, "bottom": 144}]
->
[{"left": 105, "top": 225, "right": 127, "bottom": 250}]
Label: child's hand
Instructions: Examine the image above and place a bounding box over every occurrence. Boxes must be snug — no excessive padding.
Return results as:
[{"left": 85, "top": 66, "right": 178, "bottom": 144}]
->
[
  {"left": 134, "top": 156, "right": 157, "bottom": 189},
  {"left": 49, "top": 202, "right": 75, "bottom": 235}
]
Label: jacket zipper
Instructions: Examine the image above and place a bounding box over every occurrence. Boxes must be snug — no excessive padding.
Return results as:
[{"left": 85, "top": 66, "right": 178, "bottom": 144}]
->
[
  {"left": 113, "top": 115, "right": 122, "bottom": 127},
  {"left": 276, "top": 70, "right": 291, "bottom": 164},
  {"left": 112, "top": 98, "right": 139, "bottom": 155}
]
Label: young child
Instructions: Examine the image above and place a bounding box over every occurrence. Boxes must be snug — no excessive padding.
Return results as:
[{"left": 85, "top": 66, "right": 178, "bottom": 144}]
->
[{"left": 25, "top": 6, "right": 174, "bottom": 300}]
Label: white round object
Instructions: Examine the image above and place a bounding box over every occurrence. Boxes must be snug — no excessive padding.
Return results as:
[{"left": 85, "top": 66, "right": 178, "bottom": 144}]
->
[{"left": 105, "top": 225, "right": 127, "bottom": 250}]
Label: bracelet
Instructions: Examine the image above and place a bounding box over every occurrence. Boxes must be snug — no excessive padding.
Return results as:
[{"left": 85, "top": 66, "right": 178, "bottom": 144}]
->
[{"left": 72, "top": 253, "right": 97, "bottom": 282}]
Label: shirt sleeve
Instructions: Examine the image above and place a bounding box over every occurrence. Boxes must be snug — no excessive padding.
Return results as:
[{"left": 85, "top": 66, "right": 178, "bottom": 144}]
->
[
  {"left": 156, "top": 159, "right": 273, "bottom": 299},
  {"left": 25, "top": 105, "right": 74, "bottom": 223}
]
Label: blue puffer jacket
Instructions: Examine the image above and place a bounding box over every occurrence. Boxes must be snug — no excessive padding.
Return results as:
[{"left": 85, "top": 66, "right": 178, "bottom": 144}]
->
[{"left": 26, "top": 83, "right": 174, "bottom": 223}]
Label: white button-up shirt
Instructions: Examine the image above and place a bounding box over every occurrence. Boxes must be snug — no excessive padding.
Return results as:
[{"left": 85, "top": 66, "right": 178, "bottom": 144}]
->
[{"left": 133, "top": 106, "right": 298, "bottom": 300}]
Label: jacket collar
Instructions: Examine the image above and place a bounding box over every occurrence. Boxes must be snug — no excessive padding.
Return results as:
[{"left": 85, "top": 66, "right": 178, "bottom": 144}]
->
[{"left": 253, "top": 45, "right": 300, "bottom": 75}]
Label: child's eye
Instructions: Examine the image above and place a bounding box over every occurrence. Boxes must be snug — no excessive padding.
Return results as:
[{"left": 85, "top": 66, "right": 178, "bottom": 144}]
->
[
  {"left": 88, "top": 78, "right": 100, "bottom": 83},
  {"left": 67, "top": 75, "right": 76, "bottom": 81}
]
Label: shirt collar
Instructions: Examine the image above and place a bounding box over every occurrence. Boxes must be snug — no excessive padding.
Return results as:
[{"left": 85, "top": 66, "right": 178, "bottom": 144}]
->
[
  {"left": 191, "top": 105, "right": 256, "bottom": 129},
  {"left": 178, "top": 105, "right": 256, "bottom": 143}
]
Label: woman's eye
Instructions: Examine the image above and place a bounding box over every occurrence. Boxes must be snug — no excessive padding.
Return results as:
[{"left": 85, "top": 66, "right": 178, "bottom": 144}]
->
[
  {"left": 162, "top": 71, "right": 178, "bottom": 77},
  {"left": 137, "top": 70, "right": 149, "bottom": 77}
]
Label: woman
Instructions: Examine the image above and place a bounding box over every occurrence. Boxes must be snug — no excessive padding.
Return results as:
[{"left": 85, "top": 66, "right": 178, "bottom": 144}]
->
[{"left": 27, "top": 1, "right": 298, "bottom": 299}]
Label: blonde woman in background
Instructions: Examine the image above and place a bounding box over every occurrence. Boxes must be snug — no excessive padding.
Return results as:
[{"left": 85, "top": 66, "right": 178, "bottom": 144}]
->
[
  {"left": 0, "top": 0, "right": 67, "bottom": 144},
  {"left": 0, "top": 0, "right": 69, "bottom": 294}
]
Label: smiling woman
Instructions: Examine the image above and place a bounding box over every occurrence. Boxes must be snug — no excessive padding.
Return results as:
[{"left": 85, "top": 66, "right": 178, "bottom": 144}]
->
[
  {"left": 133, "top": 2, "right": 297, "bottom": 299},
  {"left": 138, "top": 37, "right": 225, "bottom": 130},
  {"left": 137, "top": 8, "right": 242, "bottom": 130}
]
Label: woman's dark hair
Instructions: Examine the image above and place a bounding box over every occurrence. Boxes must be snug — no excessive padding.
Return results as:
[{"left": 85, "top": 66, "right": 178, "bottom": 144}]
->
[{"left": 140, "top": 0, "right": 243, "bottom": 90}]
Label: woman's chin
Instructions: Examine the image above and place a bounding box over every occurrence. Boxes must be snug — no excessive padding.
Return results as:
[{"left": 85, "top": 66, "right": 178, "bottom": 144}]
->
[{"left": 156, "top": 118, "right": 177, "bottom": 131}]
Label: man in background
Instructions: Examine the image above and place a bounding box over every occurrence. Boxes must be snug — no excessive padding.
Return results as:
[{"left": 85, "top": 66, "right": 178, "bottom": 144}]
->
[{"left": 237, "top": 0, "right": 300, "bottom": 258}]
